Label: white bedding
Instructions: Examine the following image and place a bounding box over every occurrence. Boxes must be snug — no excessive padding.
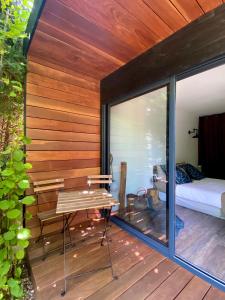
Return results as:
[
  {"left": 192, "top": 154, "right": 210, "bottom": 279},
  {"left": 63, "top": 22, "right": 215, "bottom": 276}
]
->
[{"left": 176, "top": 178, "right": 225, "bottom": 209}]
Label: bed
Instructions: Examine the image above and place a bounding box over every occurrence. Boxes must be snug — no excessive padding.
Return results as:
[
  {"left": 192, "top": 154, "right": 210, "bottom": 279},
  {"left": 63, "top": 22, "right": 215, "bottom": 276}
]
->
[{"left": 153, "top": 165, "right": 225, "bottom": 219}]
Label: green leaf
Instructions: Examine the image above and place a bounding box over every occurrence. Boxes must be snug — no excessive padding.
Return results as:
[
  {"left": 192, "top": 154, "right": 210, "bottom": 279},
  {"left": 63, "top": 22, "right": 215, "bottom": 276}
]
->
[
  {"left": 18, "top": 239, "right": 29, "bottom": 248},
  {"left": 2, "top": 77, "right": 9, "bottom": 85},
  {"left": 1, "top": 169, "right": 14, "bottom": 176},
  {"left": 8, "top": 200, "right": 16, "bottom": 209},
  {"left": 9, "top": 91, "right": 16, "bottom": 97},
  {"left": 6, "top": 209, "right": 21, "bottom": 219},
  {"left": 8, "top": 277, "right": 23, "bottom": 298},
  {"left": 10, "top": 284, "right": 23, "bottom": 298},
  {"left": 13, "top": 150, "right": 24, "bottom": 162},
  {"left": 24, "top": 162, "right": 32, "bottom": 169},
  {"left": 9, "top": 224, "right": 18, "bottom": 231},
  {"left": 16, "top": 249, "right": 24, "bottom": 260},
  {"left": 14, "top": 162, "right": 24, "bottom": 172},
  {"left": 3, "top": 231, "right": 16, "bottom": 241},
  {"left": 25, "top": 211, "right": 32, "bottom": 220},
  {"left": 18, "top": 179, "right": 29, "bottom": 189},
  {"left": 0, "top": 277, "right": 7, "bottom": 289},
  {"left": 15, "top": 267, "right": 22, "bottom": 278},
  {"left": 1, "top": 149, "right": 11, "bottom": 155},
  {"left": 5, "top": 180, "right": 15, "bottom": 189},
  {"left": 0, "top": 249, "right": 7, "bottom": 261},
  {"left": 0, "top": 261, "right": 10, "bottom": 275},
  {"left": 7, "top": 278, "right": 18, "bottom": 288},
  {"left": 21, "top": 195, "right": 35, "bottom": 205},
  {"left": 17, "top": 228, "right": 30, "bottom": 240},
  {"left": 0, "top": 200, "right": 10, "bottom": 210},
  {"left": 0, "top": 236, "right": 4, "bottom": 246},
  {"left": 22, "top": 136, "right": 31, "bottom": 145}
]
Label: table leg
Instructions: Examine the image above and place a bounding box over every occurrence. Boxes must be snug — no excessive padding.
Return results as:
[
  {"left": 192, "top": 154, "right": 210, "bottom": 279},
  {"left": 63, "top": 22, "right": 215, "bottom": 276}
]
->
[
  {"left": 103, "top": 209, "right": 118, "bottom": 280},
  {"left": 61, "top": 213, "right": 67, "bottom": 297}
]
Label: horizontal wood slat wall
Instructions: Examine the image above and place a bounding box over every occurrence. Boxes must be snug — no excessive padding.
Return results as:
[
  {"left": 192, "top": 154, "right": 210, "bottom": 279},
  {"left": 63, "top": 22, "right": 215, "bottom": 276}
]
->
[{"left": 26, "top": 60, "right": 100, "bottom": 238}]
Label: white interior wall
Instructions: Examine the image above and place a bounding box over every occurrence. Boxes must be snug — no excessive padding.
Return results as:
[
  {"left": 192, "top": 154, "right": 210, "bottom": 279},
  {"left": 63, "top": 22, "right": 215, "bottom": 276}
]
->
[
  {"left": 175, "top": 107, "right": 199, "bottom": 166},
  {"left": 175, "top": 64, "right": 225, "bottom": 168}
]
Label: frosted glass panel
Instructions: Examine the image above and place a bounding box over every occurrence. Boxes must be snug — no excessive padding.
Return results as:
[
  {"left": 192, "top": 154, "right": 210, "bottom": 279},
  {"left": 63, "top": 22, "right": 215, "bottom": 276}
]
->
[{"left": 110, "top": 86, "right": 168, "bottom": 244}]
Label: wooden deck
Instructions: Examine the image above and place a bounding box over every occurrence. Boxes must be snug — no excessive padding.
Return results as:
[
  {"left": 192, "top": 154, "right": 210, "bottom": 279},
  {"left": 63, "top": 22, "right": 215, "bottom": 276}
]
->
[{"left": 28, "top": 220, "right": 225, "bottom": 300}]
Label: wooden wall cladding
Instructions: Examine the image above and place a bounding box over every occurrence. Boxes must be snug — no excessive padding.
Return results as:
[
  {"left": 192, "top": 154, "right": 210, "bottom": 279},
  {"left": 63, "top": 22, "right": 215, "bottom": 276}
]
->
[{"left": 26, "top": 60, "right": 100, "bottom": 238}]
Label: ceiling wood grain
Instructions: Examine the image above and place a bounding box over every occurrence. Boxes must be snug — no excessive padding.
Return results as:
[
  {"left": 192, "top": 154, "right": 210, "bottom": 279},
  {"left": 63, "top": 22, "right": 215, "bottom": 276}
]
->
[
  {"left": 28, "top": 0, "right": 224, "bottom": 80},
  {"left": 197, "top": 0, "right": 223, "bottom": 12}
]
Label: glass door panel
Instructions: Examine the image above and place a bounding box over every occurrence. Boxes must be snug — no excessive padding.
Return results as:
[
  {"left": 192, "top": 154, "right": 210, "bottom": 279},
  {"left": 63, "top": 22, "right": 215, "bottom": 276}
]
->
[
  {"left": 110, "top": 86, "right": 169, "bottom": 244},
  {"left": 175, "top": 64, "right": 225, "bottom": 282}
]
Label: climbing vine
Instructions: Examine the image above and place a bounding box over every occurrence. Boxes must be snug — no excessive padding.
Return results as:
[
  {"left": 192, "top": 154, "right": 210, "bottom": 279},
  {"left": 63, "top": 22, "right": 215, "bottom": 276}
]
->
[{"left": 0, "top": 1, "right": 34, "bottom": 299}]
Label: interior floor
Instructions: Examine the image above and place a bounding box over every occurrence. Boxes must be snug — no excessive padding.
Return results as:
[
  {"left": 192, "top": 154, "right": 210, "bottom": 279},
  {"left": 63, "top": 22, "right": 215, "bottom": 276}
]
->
[
  {"left": 176, "top": 205, "right": 225, "bottom": 282},
  {"left": 117, "top": 197, "right": 225, "bottom": 282}
]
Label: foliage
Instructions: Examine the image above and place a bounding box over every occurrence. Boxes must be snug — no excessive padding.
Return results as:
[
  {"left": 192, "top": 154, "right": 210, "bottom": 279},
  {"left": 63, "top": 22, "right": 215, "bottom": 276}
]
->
[
  {"left": 0, "top": 136, "right": 34, "bottom": 299},
  {"left": 0, "top": 0, "right": 33, "bottom": 150},
  {"left": 0, "top": 0, "right": 34, "bottom": 299}
]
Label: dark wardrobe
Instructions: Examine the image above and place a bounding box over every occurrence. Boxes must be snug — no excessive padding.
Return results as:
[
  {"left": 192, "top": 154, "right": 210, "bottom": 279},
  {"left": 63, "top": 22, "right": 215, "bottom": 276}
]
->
[{"left": 199, "top": 113, "right": 225, "bottom": 179}]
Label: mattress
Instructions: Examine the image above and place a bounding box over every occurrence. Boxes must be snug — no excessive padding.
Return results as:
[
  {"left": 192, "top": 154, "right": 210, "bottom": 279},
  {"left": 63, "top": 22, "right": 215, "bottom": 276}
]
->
[{"left": 176, "top": 178, "right": 225, "bottom": 209}]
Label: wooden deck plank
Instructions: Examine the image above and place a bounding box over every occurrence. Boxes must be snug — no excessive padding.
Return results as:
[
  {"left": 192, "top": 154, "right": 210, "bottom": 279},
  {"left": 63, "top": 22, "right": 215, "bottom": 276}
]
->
[
  {"left": 175, "top": 276, "right": 210, "bottom": 300},
  {"left": 31, "top": 222, "right": 152, "bottom": 289},
  {"left": 145, "top": 267, "right": 193, "bottom": 300},
  {"left": 28, "top": 221, "right": 121, "bottom": 264},
  {"left": 204, "top": 286, "right": 225, "bottom": 300},
  {"left": 86, "top": 252, "right": 165, "bottom": 300},
  {"left": 117, "top": 259, "right": 178, "bottom": 300},
  {"left": 29, "top": 223, "right": 225, "bottom": 300},
  {"left": 35, "top": 226, "right": 153, "bottom": 299}
]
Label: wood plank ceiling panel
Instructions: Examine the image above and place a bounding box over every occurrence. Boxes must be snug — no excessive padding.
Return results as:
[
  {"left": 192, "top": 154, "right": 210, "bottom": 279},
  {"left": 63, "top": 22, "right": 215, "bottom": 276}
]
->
[
  {"left": 115, "top": 0, "right": 173, "bottom": 39},
  {"left": 170, "top": 0, "right": 204, "bottom": 21},
  {"left": 28, "top": 0, "right": 224, "bottom": 80},
  {"left": 143, "top": 0, "right": 188, "bottom": 31},
  {"left": 59, "top": 0, "right": 160, "bottom": 53},
  {"left": 29, "top": 29, "right": 121, "bottom": 79},
  {"left": 42, "top": 0, "right": 135, "bottom": 62},
  {"left": 197, "top": 0, "right": 223, "bottom": 12}
]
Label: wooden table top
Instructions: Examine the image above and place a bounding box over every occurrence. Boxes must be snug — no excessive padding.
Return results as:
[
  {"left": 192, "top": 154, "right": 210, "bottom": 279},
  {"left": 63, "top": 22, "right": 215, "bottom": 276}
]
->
[{"left": 56, "top": 188, "right": 119, "bottom": 214}]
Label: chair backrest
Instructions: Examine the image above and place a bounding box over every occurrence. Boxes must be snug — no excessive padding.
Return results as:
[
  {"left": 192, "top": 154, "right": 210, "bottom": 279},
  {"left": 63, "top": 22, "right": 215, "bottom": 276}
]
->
[
  {"left": 33, "top": 178, "right": 64, "bottom": 193},
  {"left": 87, "top": 175, "right": 112, "bottom": 186}
]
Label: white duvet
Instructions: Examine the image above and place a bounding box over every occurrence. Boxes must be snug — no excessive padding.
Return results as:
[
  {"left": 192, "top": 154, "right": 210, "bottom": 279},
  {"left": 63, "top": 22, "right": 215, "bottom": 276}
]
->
[{"left": 176, "top": 178, "right": 225, "bottom": 209}]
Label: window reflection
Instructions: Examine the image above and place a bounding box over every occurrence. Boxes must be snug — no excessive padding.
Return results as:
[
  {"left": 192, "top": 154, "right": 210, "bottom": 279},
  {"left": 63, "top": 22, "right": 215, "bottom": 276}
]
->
[{"left": 110, "top": 86, "right": 168, "bottom": 244}]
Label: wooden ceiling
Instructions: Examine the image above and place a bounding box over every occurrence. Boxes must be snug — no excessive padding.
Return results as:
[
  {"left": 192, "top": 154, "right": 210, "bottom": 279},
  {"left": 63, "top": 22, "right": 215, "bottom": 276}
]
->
[{"left": 28, "top": 0, "right": 224, "bottom": 81}]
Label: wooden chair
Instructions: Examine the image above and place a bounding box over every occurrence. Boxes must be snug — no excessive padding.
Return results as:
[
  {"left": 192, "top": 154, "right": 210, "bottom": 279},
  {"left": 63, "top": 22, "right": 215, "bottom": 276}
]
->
[
  {"left": 87, "top": 175, "right": 113, "bottom": 246},
  {"left": 86, "top": 175, "right": 112, "bottom": 220},
  {"left": 33, "top": 178, "right": 71, "bottom": 259},
  {"left": 87, "top": 175, "right": 112, "bottom": 190}
]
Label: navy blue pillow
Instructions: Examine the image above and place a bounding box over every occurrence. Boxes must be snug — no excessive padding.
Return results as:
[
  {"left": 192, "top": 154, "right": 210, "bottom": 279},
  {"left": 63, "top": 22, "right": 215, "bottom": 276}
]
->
[
  {"left": 176, "top": 167, "right": 192, "bottom": 184},
  {"left": 160, "top": 164, "right": 193, "bottom": 184},
  {"left": 181, "top": 164, "right": 205, "bottom": 180}
]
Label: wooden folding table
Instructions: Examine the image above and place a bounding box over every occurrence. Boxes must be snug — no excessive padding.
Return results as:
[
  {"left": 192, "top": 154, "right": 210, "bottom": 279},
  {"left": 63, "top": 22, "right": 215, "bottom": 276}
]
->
[{"left": 56, "top": 188, "right": 119, "bottom": 296}]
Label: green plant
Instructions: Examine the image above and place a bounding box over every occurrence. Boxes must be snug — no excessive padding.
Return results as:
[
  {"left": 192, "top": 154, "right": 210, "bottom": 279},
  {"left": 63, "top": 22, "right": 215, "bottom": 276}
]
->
[
  {"left": 0, "top": 0, "right": 34, "bottom": 299},
  {"left": 0, "top": 0, "right": 32, "bottom": 150},
  {"left": 0, "top": 136, "right": 34, "bottom": 299}
]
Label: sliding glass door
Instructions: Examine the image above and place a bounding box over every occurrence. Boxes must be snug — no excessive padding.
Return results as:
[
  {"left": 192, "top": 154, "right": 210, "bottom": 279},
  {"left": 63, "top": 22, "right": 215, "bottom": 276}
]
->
[
  {"left": 105, "top": 59, "right": 225, "bottom": 291},
  {"left": 109, "top": 85, "right": 169, "bottom": 245},
  {"left": 175, "top": 63, "right": 225, "bottom": 284}
]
